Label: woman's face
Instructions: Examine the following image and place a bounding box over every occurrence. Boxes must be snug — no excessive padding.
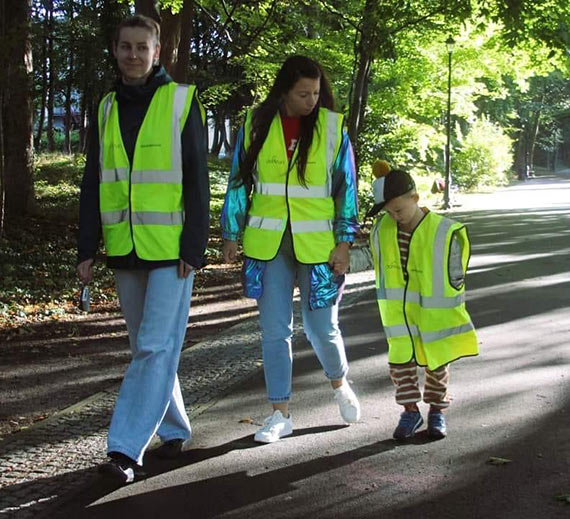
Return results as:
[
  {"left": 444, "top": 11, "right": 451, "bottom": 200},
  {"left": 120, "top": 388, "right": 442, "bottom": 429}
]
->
[
  {"left": 113, "top": 27, "right": 160, "bottom": 85},
  {"left": 281, "top": 76, "right": 320, "bottom": 117}
]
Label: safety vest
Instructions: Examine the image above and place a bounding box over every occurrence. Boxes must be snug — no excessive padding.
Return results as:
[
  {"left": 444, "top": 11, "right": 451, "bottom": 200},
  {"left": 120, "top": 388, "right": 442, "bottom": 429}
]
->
[
  {"left": 370, "top": 211, "right": 479, "bottom": 370},
  {"left": 97, "top": 82, "right": 197, "bottom": 260},
  {"left": 242, "top": 107, "right": 343, "bottom": 264}
]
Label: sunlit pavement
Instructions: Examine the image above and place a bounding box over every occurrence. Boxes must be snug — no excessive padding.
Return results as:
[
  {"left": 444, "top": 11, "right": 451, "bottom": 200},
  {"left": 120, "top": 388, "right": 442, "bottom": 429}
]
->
[{"left": 39, "top": 175, "right": 570, "bottom": 518}]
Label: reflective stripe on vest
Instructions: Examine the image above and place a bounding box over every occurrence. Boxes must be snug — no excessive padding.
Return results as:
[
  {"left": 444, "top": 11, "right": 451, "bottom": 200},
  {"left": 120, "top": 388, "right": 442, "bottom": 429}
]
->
[
  {"left": 98, "top": 82, "right": 195, "bottom": 259},
  {"left": 371, "top": 212, "right": 478, "bottom": 369},
  {"left": 242, "top": 108, "right": 343, "bottom": 263}
]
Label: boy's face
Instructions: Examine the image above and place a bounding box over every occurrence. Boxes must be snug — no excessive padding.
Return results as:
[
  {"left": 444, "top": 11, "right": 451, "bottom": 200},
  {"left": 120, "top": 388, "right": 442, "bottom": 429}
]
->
[{"left": 384, "top": 192, "right": 420, "bottom": 228}]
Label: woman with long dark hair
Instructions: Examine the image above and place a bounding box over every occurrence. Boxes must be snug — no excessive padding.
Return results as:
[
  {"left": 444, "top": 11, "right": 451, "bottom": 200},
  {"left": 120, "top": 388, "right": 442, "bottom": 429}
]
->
[{"left": 221, "top": 55, "right": 360, "bottom": 443}]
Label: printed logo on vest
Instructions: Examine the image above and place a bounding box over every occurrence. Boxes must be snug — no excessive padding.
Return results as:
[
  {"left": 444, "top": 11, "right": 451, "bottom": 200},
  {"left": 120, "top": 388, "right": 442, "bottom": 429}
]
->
[{"left": 267, "top": 155, "right": 285, "bottom": 165}]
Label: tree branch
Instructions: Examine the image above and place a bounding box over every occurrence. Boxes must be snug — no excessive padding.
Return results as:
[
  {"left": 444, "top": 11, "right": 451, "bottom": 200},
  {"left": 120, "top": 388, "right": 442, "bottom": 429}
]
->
[{"left": 315, "top": 0, "right": 361, "bottom": 33}]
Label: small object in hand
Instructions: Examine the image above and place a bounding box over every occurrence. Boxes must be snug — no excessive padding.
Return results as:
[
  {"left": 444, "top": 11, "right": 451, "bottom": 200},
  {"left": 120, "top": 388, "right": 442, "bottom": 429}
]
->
[{"left": 79, "top": 285, "right": 90, "bottom": 312}]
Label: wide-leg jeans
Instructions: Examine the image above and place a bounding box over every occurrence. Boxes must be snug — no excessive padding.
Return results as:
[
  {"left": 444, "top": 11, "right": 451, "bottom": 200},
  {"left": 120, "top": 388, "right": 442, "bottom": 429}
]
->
[
  {"left": 257, "top": 232, "right": 348, "bottom": 403},
  {"left": 108, "top": 266, "right": 194, "bottom": 464}
]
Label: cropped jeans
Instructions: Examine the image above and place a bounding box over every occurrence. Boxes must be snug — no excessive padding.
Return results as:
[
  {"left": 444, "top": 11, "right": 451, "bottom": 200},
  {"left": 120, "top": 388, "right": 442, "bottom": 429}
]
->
[
  {"left": 108, "top": 266, "right": 194, "bottom": 465},
  {"left": 257, "top": 231, "right": 348, "bottom": 403}
]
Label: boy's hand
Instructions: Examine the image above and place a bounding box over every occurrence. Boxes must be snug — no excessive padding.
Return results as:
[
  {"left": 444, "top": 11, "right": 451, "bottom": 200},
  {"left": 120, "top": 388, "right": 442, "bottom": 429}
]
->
[{"left": 329, "top": 242, "right": 351, "bottom": 275}]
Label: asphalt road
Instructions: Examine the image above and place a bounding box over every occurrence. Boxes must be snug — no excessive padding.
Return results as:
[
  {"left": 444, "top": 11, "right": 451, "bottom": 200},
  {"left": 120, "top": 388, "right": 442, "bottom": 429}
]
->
[{"left": 52, "top": 174, "right": 570, "bottom": 519}]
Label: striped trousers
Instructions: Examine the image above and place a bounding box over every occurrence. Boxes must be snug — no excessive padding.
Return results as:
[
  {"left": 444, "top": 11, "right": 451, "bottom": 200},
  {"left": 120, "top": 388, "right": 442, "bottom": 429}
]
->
[{"left": 389, "top": 360, "right": 450, "bottom": 410}]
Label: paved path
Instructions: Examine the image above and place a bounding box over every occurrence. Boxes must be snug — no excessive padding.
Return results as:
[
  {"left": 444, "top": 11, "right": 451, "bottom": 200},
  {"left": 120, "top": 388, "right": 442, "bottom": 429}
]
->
[{"left": 2, "top": 174, "right": 570, "bottom": 518}]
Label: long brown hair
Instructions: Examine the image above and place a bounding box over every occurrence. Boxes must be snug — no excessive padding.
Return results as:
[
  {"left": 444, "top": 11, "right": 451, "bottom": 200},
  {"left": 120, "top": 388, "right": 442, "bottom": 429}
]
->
[{"left": 238, "top": 55, "right": 335, "bottom": 187}]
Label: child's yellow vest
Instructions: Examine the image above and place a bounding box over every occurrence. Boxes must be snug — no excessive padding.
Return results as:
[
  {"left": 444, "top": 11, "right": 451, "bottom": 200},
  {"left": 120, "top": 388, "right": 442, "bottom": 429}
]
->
[{"left": 370, "top": 211, "right": 478, "bottom": 369}]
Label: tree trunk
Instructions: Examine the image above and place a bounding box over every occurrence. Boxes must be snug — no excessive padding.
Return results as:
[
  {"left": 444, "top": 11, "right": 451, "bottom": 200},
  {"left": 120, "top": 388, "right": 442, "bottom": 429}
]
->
[
  {"left": 1, "top": 0, "right": 35, "bottom": 221},
  {"left": 159, "top": 9, "right": 181, "bottom": 75},
  {"left": 347, "top": 51, "right": 372, "bottom": 161},
  {"left": 35, "top": 3, "right": 49, "bottom": 150},
  {"left": 79, "top": 82, "right": 89, "bottom": 153},
  {"left": 64, "top": 4, "right": 75, "bottom": 154},
  {"left": 134, "top": 0, "right": 160, "bottom": 22},
  {"left": 514, "top": 127, "right": 528, "bottom": 180},
  {"left": 528, "top": 95, "right": 544, "bottom": 172},
  {"left": 173, "top": 0, "right": 194, "bottom": 82},
  {"left": 347, "top": 0, "right": 376, "bottom": 147},
  {"left": 46, "top": 0, "right": 56, "bottom": 151},
  {"left": 0, "top": 0, "right": 5, "bottom": 236},
  {"left": 211, "top": 113, "right": 224, "bottom": 156}
]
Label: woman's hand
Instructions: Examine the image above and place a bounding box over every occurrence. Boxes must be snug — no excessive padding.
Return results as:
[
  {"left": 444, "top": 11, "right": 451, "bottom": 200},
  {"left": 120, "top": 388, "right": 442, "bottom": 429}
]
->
[
  {"left": 222, "top": 240, "right": 239, "bottom": 263},
  {"left": 328, "top": 242, "right": 351, "bottom": 275},
  {"left": 77, "top": 259, "right": 94, "bottom": 284}
]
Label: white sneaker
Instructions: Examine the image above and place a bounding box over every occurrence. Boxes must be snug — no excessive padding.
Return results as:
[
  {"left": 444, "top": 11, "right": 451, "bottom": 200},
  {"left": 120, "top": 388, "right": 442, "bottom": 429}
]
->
[
  {"left": 254, "top": 410, "right": 293, "bottom": 443},
  {"left": 334, "top": 383, "right": 361, "bottom": 423}
]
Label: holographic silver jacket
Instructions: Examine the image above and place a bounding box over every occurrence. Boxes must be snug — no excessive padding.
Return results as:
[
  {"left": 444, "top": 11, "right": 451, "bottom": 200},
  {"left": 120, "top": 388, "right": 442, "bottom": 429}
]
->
[{"left": 220, "top": 125, "right": 360, "bottom": 310}]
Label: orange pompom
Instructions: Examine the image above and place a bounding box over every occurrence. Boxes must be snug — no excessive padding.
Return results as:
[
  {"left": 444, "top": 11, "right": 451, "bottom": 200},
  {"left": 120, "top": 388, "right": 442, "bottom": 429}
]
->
[{"left": 372, "top": 160, "right": 390, "bottom": 178}]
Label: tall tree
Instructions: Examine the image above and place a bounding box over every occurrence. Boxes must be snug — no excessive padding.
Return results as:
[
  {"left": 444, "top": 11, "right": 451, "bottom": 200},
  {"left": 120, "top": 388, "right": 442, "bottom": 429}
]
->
[
  {"left": 45, "top": 0, "right": 56, "bottom": 151},
  {"left": 1, "top": 0, "right": 35, "bottom": 225}
]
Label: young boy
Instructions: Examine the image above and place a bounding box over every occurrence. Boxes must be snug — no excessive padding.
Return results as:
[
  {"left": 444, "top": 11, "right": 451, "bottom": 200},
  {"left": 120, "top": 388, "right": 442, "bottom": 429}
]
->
[{"left": 367, "top": 161, "right": 478, "bottom": 440}]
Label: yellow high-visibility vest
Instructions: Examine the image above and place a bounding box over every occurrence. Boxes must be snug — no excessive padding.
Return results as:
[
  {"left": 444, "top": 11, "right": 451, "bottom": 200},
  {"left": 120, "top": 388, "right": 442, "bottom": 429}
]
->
[
  {"left": 97, "top": 82, "right": 197, "bottom": 260},
  {"left": 242, "top": 107, "right": 343, "bottom": 264},
  {"left": 370, "top": 211, "right": 479, "bottom": 370}
]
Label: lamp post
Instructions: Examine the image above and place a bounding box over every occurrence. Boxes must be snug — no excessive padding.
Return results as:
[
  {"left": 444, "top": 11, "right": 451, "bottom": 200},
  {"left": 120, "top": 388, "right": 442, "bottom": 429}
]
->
[{"left": 443, "top": 36, "right": 455, "bottom": 209}]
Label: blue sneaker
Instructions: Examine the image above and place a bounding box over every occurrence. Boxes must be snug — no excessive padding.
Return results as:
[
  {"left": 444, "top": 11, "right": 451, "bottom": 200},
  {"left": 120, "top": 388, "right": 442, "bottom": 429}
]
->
[
  {"left": 393, "top": 411, "right": 423, "bottom": 440},
  {"left": 427, "top": 411, "right": 447, "bottom": 439}
]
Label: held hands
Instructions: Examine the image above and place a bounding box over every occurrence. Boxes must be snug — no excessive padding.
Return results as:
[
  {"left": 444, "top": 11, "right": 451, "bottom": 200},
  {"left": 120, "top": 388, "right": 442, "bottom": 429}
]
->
[
  {"left": 222, "top": 239, "right": 239, "bottom": 263},
  {"left": 329, "top": 242, "right": 351, "bottom": 275}
]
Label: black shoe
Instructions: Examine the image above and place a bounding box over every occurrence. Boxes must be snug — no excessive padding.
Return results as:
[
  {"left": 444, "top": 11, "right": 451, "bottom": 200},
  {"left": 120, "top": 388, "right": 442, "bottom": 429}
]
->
[
  {"left": 427, "top": 411, "right": 447, "bottom": 439},
  {"left": 152, "top": 439, "right": 186, "bottom": 459},
  {"left": 98, "top": 453, "right": 145, "bottom": 484}
]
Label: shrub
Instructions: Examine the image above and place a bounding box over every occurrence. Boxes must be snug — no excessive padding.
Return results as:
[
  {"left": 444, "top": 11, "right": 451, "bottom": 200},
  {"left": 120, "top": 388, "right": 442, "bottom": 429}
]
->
[{"left": 452, "top": 117, "right": 513, "bottom": 190}]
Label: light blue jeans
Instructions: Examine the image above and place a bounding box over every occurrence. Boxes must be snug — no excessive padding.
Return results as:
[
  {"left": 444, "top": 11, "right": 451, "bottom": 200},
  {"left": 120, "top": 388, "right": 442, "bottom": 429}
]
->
[
  {"left": 257, "top": 232, "right": 348, "bottom": 402},
  {"left": 109, "top": 266, "right": 194, "bottom": 465}
]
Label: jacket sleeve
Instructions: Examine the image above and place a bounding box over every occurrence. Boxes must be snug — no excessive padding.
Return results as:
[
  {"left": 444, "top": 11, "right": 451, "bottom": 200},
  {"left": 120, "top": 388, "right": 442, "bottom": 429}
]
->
[
  {"left": 449, "top": 231, "right": 466, "bottom": 290},
  {"left": 180, "top": 92, "right": 210, "bottom": 268},
  {"left": 77, "top": 115, "right": 102, "bottom": 264},
  {"left": 220, "top": 126, "right": 251, "bottom": 241},
  {"left": 331, "top": 130, "right": 360, "bottom": 244}
]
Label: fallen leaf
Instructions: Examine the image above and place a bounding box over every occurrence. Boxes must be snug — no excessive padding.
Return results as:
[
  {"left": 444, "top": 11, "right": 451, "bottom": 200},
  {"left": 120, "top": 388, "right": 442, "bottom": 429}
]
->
[
  {"left": 487, "top": 456, "right": 512, "bottom": 466},
  {"left": 239, "top": 417, "right": 255, "bottom": 424}
]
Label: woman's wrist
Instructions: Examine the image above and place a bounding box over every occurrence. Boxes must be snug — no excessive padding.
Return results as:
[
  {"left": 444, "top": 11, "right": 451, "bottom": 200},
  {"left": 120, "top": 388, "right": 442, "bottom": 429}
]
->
[{"left": 336, "top": 241, "right": 352, "bottom": 250}]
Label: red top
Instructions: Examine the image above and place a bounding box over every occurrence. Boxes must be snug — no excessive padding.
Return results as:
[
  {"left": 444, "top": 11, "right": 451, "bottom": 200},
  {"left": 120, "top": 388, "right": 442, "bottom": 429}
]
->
[{"left": 280, "top": 114, "right": 301, "bottom": 159}]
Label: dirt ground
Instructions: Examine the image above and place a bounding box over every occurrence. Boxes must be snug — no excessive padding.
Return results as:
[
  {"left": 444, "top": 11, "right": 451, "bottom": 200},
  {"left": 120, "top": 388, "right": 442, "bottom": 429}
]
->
[{"left": 0, "top": 264, "right": 258, "bottom": 441}]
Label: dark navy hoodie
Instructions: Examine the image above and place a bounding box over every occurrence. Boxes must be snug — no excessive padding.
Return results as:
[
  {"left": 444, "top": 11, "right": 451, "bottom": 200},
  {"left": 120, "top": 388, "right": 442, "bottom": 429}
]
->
[{"left": 78, "top": 66, "right": 210, "bottom": 269}]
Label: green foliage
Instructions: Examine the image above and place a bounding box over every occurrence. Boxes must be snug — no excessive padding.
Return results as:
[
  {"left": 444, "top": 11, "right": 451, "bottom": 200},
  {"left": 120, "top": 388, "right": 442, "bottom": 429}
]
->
[
  {"left": 452, "top": 117, "right": 513, "bottom": 189},
  {"left": 0, "top": 153, "right": 230, "bottom": 328}
]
